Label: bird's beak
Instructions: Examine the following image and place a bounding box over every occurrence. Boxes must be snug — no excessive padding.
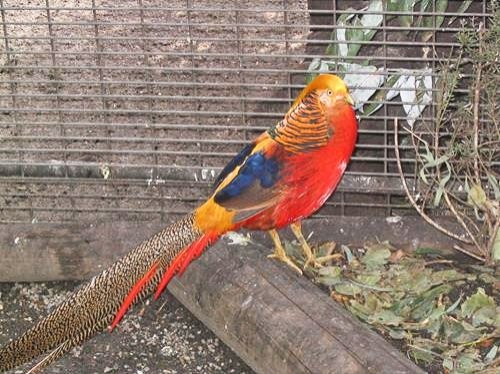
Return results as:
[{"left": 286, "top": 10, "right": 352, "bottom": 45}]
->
[{"left": 345, "top": 94, "right": 355, "bottom": 106}]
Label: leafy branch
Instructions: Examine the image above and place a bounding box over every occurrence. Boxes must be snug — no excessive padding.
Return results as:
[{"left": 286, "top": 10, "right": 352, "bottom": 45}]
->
[
  {"left": 396, "top": 10, "right": 500, "bottom": 263},
  {"left": 306, "top": 0, "right": 473, "bottom": 124}
]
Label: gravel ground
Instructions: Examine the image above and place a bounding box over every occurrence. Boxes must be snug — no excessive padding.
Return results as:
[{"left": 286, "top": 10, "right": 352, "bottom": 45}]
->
[{"left": 0, "top": 282, "right": 254, "bottom": 374}]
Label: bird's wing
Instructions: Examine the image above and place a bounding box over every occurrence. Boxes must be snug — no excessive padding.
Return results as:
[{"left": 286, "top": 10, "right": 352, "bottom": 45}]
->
[{"left": 211, "top": 133, "right": 282, "bottom": 222}]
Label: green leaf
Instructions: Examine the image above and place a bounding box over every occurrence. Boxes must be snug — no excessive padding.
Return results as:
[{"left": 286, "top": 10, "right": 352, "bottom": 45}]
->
[
  {"left": 334, "top": 282, "right": 362, "bottom": 296},
  {"left": 340, "top": 63, "right": 385, "bottom": 111},
  {"left": 393, "top": 0, "right": 417, "bottom": 28},
  {"left": 306, "top": 58, "right": 321, "bottom": 83},
  {"left": 442, "top": 357, "right": 454, "bottom": 371},
  {"left": 399, "top": 70, "right": 433, "bottom": 127},
  {"left": 318, "top": 265, "right": 342, "bottom": 277},
  {"left": 346, "top": 0, "right": 383, "bottom": 57},
  {"left": 418, "top": 0, "right": 432, "bottom": 14},
  {"left": 467, "top": 183, "right": 487, "bottom": 209},
  {"left": 361, "top": 243, "right": 392, "bottom": 269},
  {"left": 423, "top": 304, "right": 446, "bottom": 336},
  {"left": 485, "top": 345, "right": 498, "bottom": 363},
  {"left": 341, "top": 244, "right": 355, "bottom": 264},
  {"left": 325, "top": 2, "right": 384, "bottom": 60},
  {"left": 365, "top": 293, "right": 382, "bottom": 313},
  {"left": 445, "top": 296, "right": 462, "bottom": 314},
  {"left": 283, "top": 240, "right": 302, "bottom": 258},
  {"left": 406, "top": 270, "right": 433, "bottom": 294},
  {"left": 431, "top": 269, "right": 465, "bottom": 284},
  {"left": 356, "top": 271, "right": 382, "bottom": 286},
  {"left": 348, "top": 300, "right": 373, "bottom": 320},
  {"left": 472, "top": 305, "right": 497, "bottom": 327},
  {"left": 306, "top": 58, "right": 335, "bottom": 83},
  {"left": 414, "top": 247, "right": 444, "bottom": 257},
  {"left": 492, "top": 227, "right": 500, "bottom": 263},
  {"left": 410, "top": 284, "right": 452, "bottom": 320},
  {"left": 478, "top": 272, "right": 498, "bottom": 284},
  {"left": 432, "top": 0, "right": 448, "bottom": 28},
  {"left": 362, "top": 74, "right": 401, "bottom": 116},
  {"left": 461, "top": 288, "right": 496, "bottom": 321},
  {"left": 421, "top": 0, "right": 448, "bottom": 41},
  {"left": 316, "top": 241, "right": 336, "bottom": 258},
  {"left": 325, "top": 41, "right": 337, "bottom": 57},
  {"left": 448, "top": 1, "right": 473, "bottom": 25},
  {"left": 486, "top": 173, "right": 500, "bottom": 200},
  {"left": 317, "top": 266, "right": 342, "bottom": 286},
  {"left": 368, "top": 309, "right": 404, "bottom": 326},
  {"left": 328, "top": 11, "right": 356, "bottom": 57},
  {"left": 433, "top": 168, "right": 451, "bottom": 207},
  {"left": 345, "top": 18, "right": 367, "bottom": 57},
  {"left": 408, "top": 345, "right": 436, "bottom": 364},
  {"left": 455, "top": 350, "right": 483, "bottom": 373},
  {"left": 385, "top": 0, "right": 400, "bottom": 12},
  {"left": 388, "top": 328, "right": 408, "bottom": 339},
  {"left": 443, "top": 318, "right": 483, "bottom": 344}
]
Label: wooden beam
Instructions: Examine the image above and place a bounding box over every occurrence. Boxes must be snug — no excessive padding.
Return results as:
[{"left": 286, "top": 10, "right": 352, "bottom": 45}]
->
[{"left": 169, "top": 236, "right": 423, "bottom": 373}]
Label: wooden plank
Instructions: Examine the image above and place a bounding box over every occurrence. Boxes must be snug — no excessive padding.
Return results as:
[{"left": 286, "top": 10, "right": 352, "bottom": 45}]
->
[{"left": 0, "top": 218, "right": 435, "bottom": 373}]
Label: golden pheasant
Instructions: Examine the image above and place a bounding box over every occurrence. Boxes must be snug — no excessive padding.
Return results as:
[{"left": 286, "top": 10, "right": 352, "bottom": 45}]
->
[{"left": 0, "top": 74, "right": 357, "bottom": 372}]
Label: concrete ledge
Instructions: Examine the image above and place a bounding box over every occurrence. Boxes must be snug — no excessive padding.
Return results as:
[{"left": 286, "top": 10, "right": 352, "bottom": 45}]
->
[{"left": 0, "top": 216, "right": 458, "bottom": 282}]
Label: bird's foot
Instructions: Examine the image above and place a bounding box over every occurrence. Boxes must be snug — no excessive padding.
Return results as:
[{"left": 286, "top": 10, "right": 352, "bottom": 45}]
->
[
  {"left": 303, "top": 254, "right": 324, "bottom": 270},
  {"left": 268, "top": 251, "right": 303, "bottom": 275},
  {"left": 315, "top": 253, "right": 343, "bottom": 264}
]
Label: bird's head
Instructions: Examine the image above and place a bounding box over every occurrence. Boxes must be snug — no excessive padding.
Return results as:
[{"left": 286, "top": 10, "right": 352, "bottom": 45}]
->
[
  {"left": 288, "top": 74, "right": 354, "bottom": 117},
  {"left": 315, "top": 74, "right": 354, "bottom": 110}
]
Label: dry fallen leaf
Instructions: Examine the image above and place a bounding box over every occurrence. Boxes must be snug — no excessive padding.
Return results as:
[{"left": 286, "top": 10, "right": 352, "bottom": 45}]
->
[
  {"left": 330, "top": 291, "right": 349, "bottom": 304},
  {"left": 389, "top": 249, "right": 405, "bottom": 263}
]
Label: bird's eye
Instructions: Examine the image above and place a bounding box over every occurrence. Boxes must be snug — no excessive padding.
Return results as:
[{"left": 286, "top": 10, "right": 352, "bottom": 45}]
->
[{"left": 327, "top": 89, "right": 333, "bottom": 96}]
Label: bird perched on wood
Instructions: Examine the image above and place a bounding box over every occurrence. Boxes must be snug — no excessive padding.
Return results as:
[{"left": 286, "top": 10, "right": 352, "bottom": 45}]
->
[{"left": 0, "top": 73, "right": 357, "bottom": 373}]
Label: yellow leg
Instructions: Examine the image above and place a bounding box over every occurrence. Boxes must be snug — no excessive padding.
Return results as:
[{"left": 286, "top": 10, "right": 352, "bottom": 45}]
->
[
  {"left": 290, "top": 221, "right": 321, "bottom": 270},
  {"left": 267, "top": 229, "right": 302, "bottom": 274}
]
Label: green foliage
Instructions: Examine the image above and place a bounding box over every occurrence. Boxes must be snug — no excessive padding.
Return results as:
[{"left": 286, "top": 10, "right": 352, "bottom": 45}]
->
[
  {"left": 401, "top": 6, "right": 500, "bottom": 263},
  {"left": 306, "top": 0, "right": 473, "bottom": 125},
  {"left": 360, "top": 243, "right": 391, "bottom": 269},
  {"left": 283, "top": 239, "right": 500, "bottom": 372}
]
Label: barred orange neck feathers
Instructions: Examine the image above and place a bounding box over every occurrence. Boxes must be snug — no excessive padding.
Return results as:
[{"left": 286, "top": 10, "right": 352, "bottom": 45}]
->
[{"left": 268, "top": 90, "right": 332, "bottom": 153}]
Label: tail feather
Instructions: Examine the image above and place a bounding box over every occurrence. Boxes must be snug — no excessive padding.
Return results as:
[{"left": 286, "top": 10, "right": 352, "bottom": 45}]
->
[
  {"left": 154, "top": 232, "right": 217, "bottom": 300},
  {"left": 0, "top": 213, "right": 214, "bottom": 372},
  {"left": 25, "top": 341, "right": 72, "bottom": 374},
  {"left": 109, "top": 260, "right": 160, "bottom": 330}
]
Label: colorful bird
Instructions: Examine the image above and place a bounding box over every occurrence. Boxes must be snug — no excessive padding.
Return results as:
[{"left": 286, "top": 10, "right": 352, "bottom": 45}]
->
[{"left": 0, "top": 74, "right": 358, "bottom": 372}]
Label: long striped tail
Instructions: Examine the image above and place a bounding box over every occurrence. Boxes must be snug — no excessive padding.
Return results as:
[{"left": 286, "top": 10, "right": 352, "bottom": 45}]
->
[{"left": 0, "top": 213, "right": 219, "bottom": 373}]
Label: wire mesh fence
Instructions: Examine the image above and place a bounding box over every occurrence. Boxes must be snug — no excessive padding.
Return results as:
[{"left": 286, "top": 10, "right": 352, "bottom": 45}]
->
[{"left": 0, "top": 0, "right": 493, "bottom": 224}]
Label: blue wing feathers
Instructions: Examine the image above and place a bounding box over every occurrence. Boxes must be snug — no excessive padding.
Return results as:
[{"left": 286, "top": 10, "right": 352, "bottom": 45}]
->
[
  {"left": 212, "top": 142, "right": 255, "bottom": 192},
  {"left": 214, "top": 152, "right": 280, "bottom": 204}
]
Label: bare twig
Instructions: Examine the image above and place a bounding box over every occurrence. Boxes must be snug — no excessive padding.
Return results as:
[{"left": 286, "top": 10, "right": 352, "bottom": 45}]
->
[
  {"left": 443, "top": 191, "right": 485, "bottom": 258},
  {"left": 423, "top": 259, "right": 454, "bottom": 266},
  {"left": 452, "top": 244, "right": 485, "bottom": 262},
  {"left": 487, "top": 220, "right": 499, "bottom": 261},
  {"left": 393, "top": 118, "right": 473, "bottom": 245},
  {"left": 472, "top": 22, "right": 484, "bottom": 183}
]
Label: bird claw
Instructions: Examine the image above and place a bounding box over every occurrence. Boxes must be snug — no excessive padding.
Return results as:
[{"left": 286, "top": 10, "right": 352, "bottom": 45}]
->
[
  {"left": 303, "top": 255, "right": 323, "bottom": 271},
  {"left": 268, "top": 253, "right": 303, "bottom": 275}
]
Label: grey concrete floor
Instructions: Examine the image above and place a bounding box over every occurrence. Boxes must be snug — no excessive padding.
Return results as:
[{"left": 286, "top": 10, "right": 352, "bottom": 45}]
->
[{"left": 0, "top": 282, "right": 254, "bottom": 374}]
